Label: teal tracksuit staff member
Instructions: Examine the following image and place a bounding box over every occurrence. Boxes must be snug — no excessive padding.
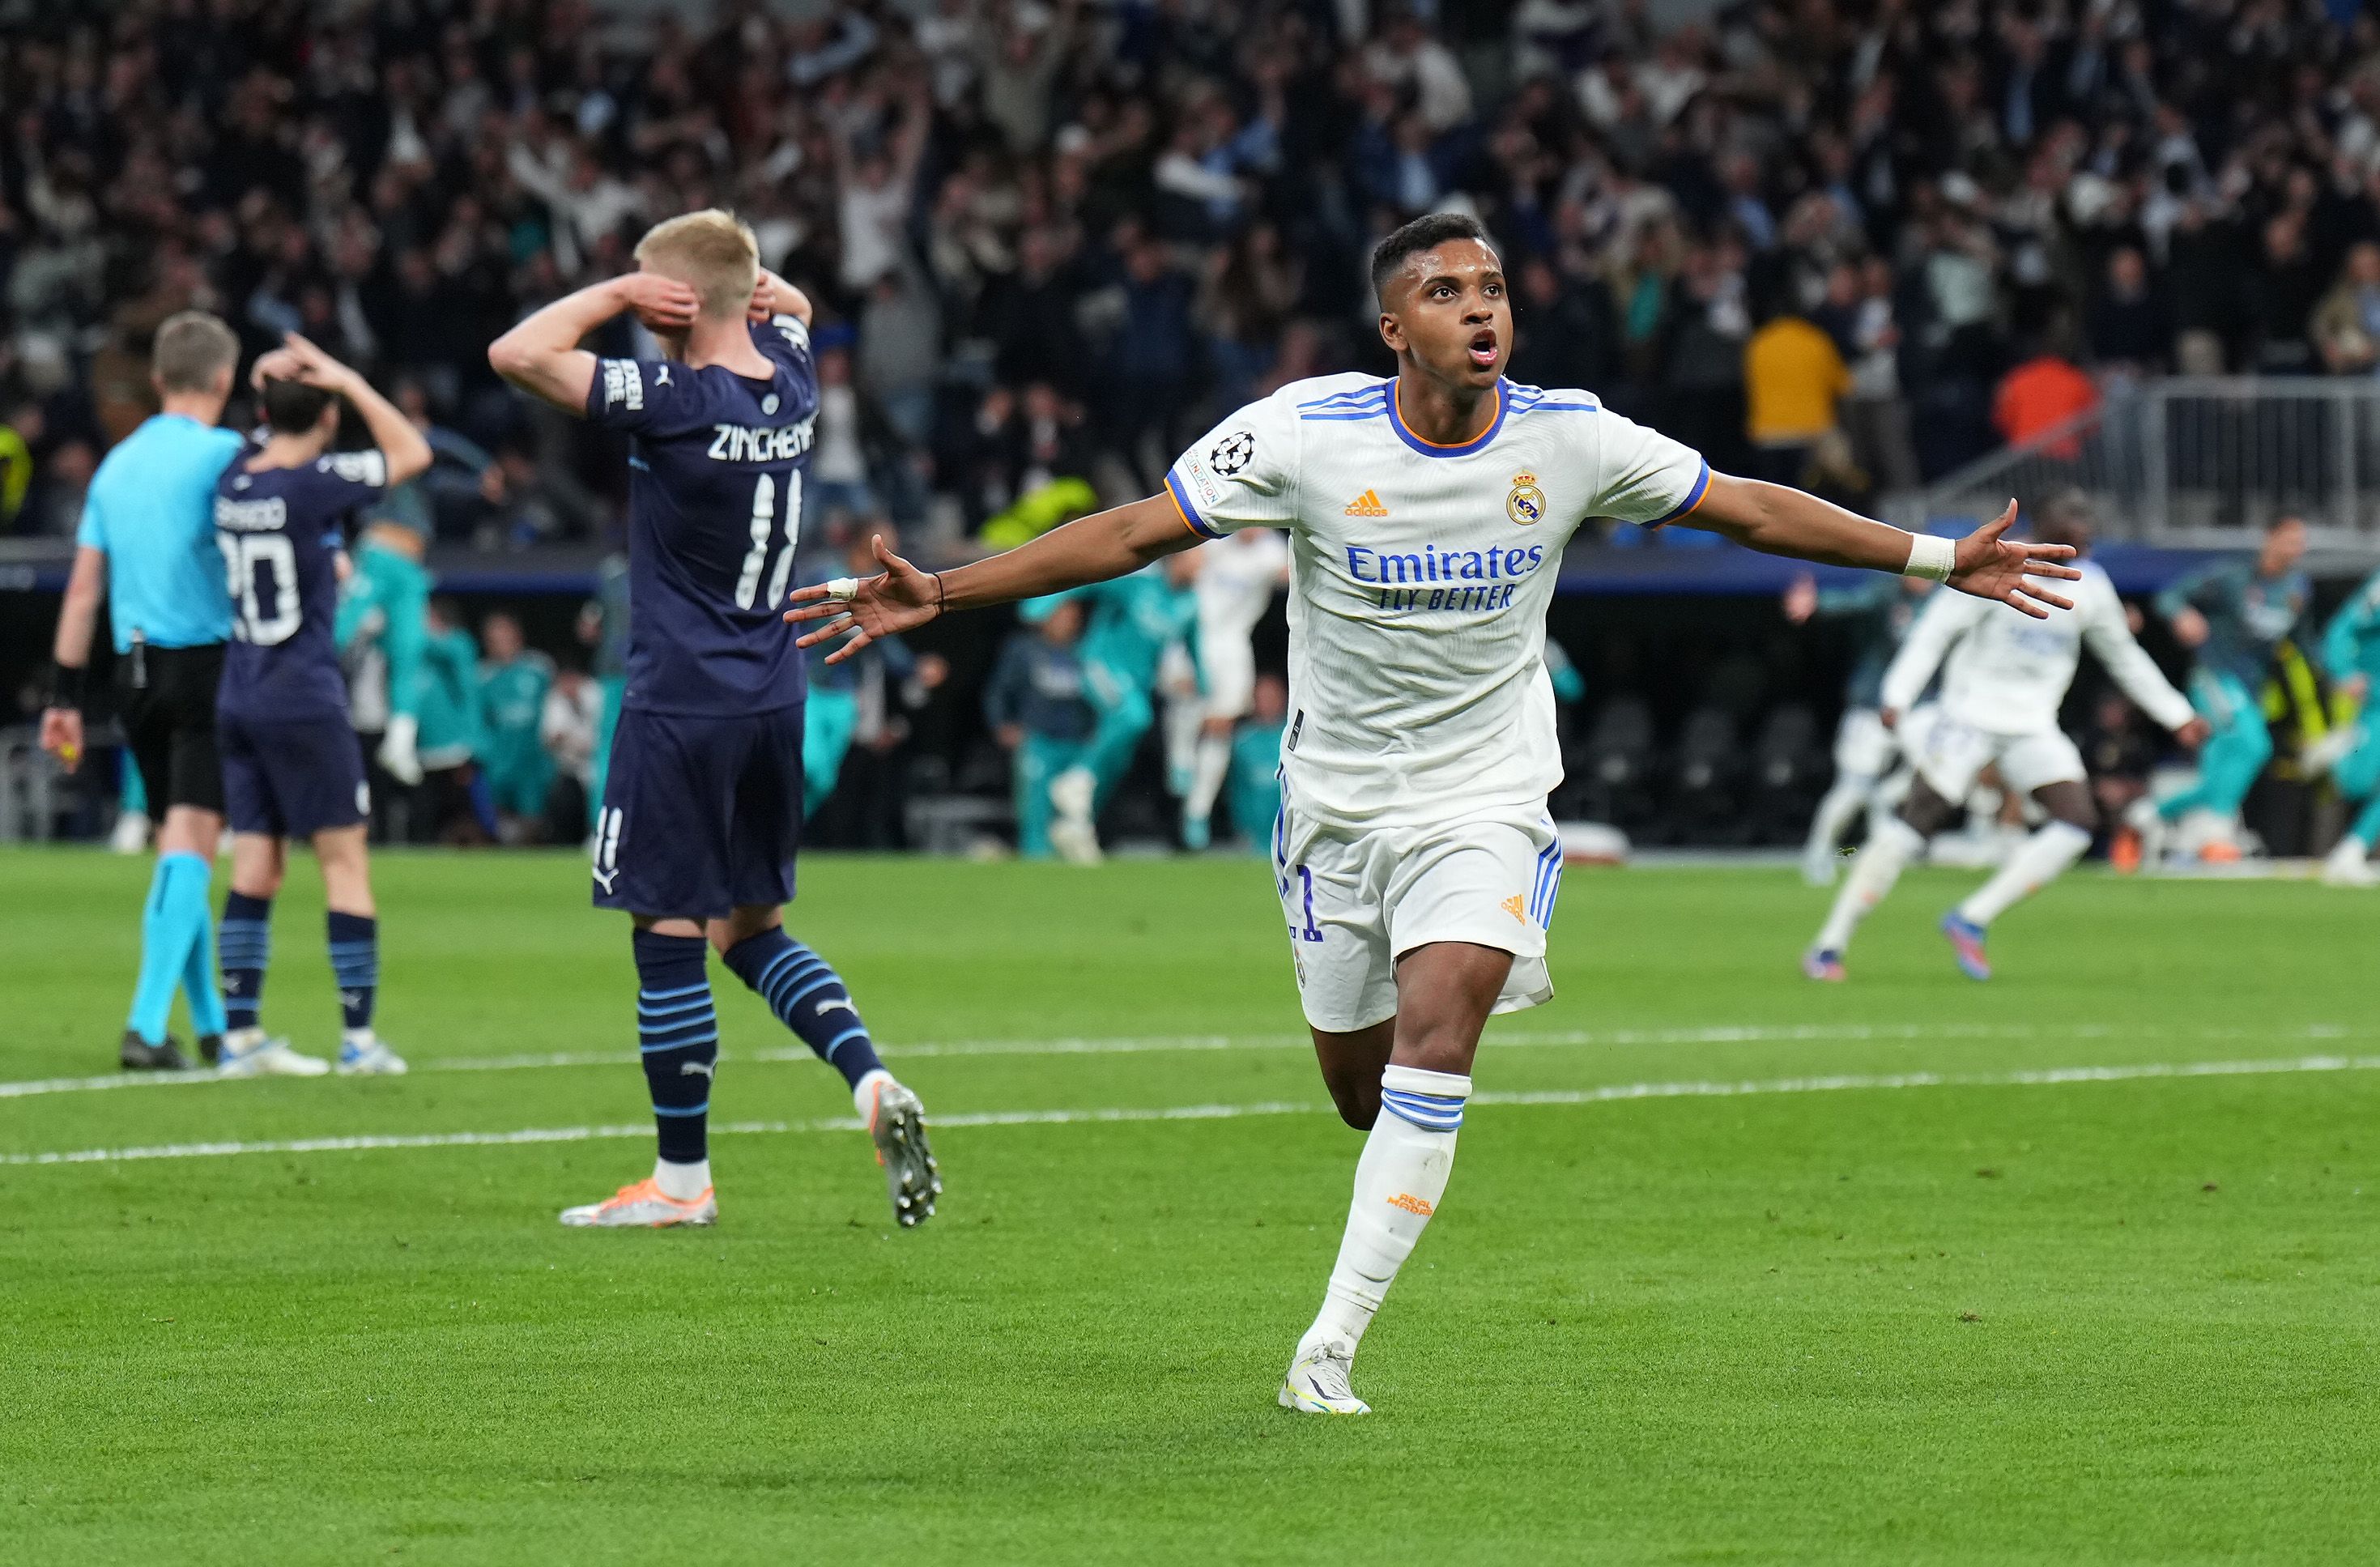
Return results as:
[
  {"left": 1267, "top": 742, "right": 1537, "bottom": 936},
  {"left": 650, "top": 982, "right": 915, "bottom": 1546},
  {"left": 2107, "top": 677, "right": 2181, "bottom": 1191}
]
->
[
  {"left": 2313, "top": 566, "right": 2380, "bottom": 884},
  {"left": 40, "top": 312, "right": 246, "bottom": 1071},
  {"left": 2141, "top": 514, "right": 2310, "bottom": 862}
]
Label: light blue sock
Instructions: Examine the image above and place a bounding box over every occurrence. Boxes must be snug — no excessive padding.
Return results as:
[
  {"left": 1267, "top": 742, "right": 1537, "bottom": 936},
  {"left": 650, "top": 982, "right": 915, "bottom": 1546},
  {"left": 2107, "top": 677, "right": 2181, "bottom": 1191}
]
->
[
  {"left": 128, "top": 854, "right": 207, "bottom": 1043},
  {"left": 181, "top": 870, "right": 226, "bottom": 1040},
  {"left": 2352, "top": 793, "right": 2380, "bottom": 848}
]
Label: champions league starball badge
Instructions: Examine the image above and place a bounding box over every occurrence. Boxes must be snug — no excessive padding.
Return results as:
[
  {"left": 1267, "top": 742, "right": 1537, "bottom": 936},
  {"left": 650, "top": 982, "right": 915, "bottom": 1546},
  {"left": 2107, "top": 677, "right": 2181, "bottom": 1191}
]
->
[
  {"left": 1506, "top": 471, "right": 1546, "bottom": 526},
  {"left": 1210, "top": 430, "right": 1256, "bottom": 476}
]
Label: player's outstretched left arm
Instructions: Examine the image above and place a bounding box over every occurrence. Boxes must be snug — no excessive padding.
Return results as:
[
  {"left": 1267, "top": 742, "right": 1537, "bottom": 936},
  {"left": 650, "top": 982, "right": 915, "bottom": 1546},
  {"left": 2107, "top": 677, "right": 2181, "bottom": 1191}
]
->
[
  {"left": 487, "top": 274, "right": 700, "bottom": 414},
  {"left": 786, "top": 494, "right": 1194, "bottom": 663},
  {"left": 1686, "top": 479, "right": 2079, "bottom": 619}
]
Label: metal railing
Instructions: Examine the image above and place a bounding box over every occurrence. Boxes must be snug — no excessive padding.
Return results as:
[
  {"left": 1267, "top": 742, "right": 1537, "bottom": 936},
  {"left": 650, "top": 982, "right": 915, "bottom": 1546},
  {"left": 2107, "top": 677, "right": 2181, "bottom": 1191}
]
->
[{"left": 1905, "top": 377, "right": 2380, "bottom": 548}]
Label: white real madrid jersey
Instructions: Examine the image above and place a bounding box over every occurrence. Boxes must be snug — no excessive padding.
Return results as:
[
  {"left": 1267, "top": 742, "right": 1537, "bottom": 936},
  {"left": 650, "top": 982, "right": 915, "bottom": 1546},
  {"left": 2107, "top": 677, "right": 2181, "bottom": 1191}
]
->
[
  {"left": 1880, "top": 559, "right": 2195, "bottom": 737},
  {"left": 1165, "top": 374, "right": 1709, "bottom": 829}
]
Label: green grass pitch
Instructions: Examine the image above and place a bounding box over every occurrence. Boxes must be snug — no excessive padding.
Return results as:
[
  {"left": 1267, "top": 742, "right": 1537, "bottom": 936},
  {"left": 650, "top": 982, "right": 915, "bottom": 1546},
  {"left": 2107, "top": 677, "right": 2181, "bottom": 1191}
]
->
[{"left": 3, "top": 848, "right": 2378, "bottom": 1564}]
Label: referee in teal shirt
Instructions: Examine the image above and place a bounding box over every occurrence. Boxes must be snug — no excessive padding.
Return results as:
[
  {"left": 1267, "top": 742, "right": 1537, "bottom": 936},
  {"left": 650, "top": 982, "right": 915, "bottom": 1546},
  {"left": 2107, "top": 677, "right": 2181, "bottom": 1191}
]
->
[{"left": 40, "top": 312, "right": 245, "bottom": 1071}]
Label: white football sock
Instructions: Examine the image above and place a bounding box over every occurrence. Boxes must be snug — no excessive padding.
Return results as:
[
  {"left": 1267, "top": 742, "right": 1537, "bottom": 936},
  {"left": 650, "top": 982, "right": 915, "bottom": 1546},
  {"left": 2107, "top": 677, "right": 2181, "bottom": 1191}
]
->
[
  {"left": 1956, "top": 820, "right": 2091, "bottom": 926},
  {"left": 851, "top": 1066, "right": 893, "bottom": 1122},
  {"left": 1300, "top": 1064, "right": 1470, "bottom": 1359},
  {"left": 1814, "top": 815, "right": 1923, "bottom": 954},
  {"left": 1186, "top": 734, "right": 1232, "bottom": 824},
  {"left": 1802, "top": 774, "right": 1875, "bottom": 868},
  {"left": 653, "top": 1156, "right": 710, "bottom": 1200}
]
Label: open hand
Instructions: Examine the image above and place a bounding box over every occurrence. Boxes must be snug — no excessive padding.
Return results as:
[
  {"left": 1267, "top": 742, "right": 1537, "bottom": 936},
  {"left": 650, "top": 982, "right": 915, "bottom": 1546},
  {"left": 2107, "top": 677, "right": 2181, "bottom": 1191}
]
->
[
  {"left": 783, "top": 535, "right": 943, "bottom": 664},
  {"left": 614, "top": 272, "right": 700, "bottom": 334},
  {"left": 1947, "top": 500, "right": 2080, "bottom": 620}
]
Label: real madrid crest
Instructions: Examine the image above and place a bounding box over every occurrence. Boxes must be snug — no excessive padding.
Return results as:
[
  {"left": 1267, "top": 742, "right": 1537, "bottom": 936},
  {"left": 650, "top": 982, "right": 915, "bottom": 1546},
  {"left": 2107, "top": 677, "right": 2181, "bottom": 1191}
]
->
[{"left": 1506, "top": 471, "right": 1546, "bottom": 526}]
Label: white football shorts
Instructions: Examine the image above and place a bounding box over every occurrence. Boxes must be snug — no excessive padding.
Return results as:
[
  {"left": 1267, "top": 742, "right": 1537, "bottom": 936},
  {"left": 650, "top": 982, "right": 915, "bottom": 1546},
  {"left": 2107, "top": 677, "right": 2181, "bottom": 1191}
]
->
[
  {"left": 1271, "top": 799, "right": 1560, "bottom": 1033},
  {"left": 1833, "top": 706, "right": 1897, "bottom": 778},
  {"left": 1201, "top": 634, "right": 1258, "bottom": 721},
  {"left": 1901, "top": 705, "right": 2085, "bottom": 801}
]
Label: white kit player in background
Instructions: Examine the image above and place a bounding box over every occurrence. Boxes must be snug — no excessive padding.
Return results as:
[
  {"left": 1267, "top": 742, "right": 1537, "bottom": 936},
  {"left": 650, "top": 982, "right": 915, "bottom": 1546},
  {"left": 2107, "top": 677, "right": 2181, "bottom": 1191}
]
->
[
  {"left": 1181, "top": 526, "right": 1290, "bottom": 849},
  {"left": 789, "top": 212, "right": 2080, "bottom": 1416},
  {"left": 1806, "top": 493, "right": 2209, "bottom": 982}
]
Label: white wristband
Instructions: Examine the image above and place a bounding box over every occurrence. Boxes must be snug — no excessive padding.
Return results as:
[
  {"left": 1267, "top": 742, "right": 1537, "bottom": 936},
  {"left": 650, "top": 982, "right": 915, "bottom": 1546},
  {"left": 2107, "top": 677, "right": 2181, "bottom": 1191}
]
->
[{"left": 1903, "top": 532, "right": 1956, "bottom": 582}]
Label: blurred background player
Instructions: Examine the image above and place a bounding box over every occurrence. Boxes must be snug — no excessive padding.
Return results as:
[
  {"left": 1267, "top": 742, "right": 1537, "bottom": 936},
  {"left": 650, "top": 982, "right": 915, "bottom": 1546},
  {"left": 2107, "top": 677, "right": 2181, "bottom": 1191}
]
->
[
  {"left": 417, "top": 598, "right": 498, "bottom": 843},
  {"left": 490, "top": 209, "right": 937, "bottom": 1230},
  {"left": 983, "top": 597, "right": 1096, "bottom": 859},
  {"left": 1227, "top": 672, "right": 1292, "bottom": 854},
  {"left": 576, "top": 551, "right": 632, "bottom": 841},
  {"left": 2135, "top": 516, "right": 2311, "bottom": 865},
  {"left": 1181, "top": 527, "right": 1288, "bottom": 850},
  {"left": 1783, "top": 568, "right": 1933, "bottom": 884},
  {"left": 1807, "top": 497, "right": 2206, "bottom": 981},
  {"left": 335, "top": 507, "right": 432, "bottom": 816},
  {"left": 477, "top": 611, "right": 556, "bottom": 841},
  {"left": 1024, "top": 552, "right": 1203, "bottom": 863},
  {"left": 211, "top": 333, "right": 428, "bottom": 1077},
  {"left": 40, "top": 312, "right": 244, "bottom": 1071},
  {"left": 2309, "top": 565, "right": 2380, "bottom": 886},
  {"left": 799, "top": 522, "right": 943, "bottom": 818}
]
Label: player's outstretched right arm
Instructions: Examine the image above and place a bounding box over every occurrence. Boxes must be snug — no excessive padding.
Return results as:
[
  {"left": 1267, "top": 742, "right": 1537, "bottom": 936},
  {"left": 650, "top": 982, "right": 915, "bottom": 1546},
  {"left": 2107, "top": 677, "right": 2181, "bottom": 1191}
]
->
[
  {"left": 487, "top": 275, "right": 699, "bottom": 413},
  {"left": 786, "top": 494, "right": 1196, "bottom": 663}
]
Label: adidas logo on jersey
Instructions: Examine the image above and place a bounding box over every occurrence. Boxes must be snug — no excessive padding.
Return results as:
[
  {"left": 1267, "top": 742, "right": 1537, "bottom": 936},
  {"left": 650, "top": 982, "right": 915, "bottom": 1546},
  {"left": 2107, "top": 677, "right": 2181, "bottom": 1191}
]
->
[
  {"left": 1501, "top": 894, "right": 1526, "bottom": 922},
  {"left": 1343, "top": 489, "right": 1389, "bottom": 517}
]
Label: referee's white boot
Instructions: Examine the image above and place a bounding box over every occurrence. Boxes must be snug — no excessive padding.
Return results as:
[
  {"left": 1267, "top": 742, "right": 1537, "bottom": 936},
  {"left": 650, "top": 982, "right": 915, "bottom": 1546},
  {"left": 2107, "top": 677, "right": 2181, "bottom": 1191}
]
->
[{"left": 216, "top": 1028, "right": 330, "bottom": 1078}]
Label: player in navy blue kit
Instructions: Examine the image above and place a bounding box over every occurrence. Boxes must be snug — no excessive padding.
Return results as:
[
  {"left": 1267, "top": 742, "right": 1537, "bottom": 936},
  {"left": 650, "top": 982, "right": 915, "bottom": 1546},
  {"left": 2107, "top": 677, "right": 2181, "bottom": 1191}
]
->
[
  {"left": 489, "top": 209, "right": 938, "bottom": 1229},
  {"left": 211, "top": 334, "right": 432, "bottom": 1077}
]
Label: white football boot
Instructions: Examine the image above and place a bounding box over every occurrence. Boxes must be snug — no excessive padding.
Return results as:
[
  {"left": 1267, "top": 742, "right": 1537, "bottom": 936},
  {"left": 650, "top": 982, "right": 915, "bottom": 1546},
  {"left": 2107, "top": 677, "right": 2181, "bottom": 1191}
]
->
[
  {"left": 862, "top": 1077, "right": 941, "bottom": 1228},
  {"left": 1046, "top": 766, "right": 1103, "bottom": 866},
  {"left": 2324, "top": 837, "right": 2378, "bottom": 888},
  {"left": 560, "top": 1177, "right": 717, "bottom": 1228},
  {"left": 1279, "top": 1341, "right": 1371, "bottom": 1416},
  {"left": 336, "top": 1031, "right": 409, "bottom": 1075},
  {"left": 215, "top": 1028, "right": 330, "bottom": 1078}
]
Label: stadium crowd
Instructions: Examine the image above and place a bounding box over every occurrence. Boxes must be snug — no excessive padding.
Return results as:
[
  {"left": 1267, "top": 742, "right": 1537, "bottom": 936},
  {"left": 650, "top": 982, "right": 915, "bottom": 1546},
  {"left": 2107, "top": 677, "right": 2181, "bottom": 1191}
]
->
[{"left": 14, "top": 0, "right": 2380, "bottom": 549}]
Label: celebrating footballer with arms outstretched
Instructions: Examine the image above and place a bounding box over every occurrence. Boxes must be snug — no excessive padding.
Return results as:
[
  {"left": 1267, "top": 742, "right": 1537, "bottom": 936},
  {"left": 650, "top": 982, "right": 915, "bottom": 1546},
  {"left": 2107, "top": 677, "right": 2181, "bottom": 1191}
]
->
[{"left": 790, "top": 211, "right": 2078, "bottom": 1415}]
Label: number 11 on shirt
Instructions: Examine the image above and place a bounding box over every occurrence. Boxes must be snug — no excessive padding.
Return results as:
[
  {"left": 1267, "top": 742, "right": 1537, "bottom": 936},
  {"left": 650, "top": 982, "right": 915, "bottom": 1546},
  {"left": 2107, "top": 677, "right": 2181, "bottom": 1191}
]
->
[{"left": 734, "top": 471, "right": 802, "bottom": 611}]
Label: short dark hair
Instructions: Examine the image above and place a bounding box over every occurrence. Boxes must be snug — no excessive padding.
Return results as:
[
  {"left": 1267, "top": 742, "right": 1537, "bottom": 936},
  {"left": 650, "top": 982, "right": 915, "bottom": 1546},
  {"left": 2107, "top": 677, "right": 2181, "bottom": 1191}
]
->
[
  {"left": 261, "top": 377, "right": 335, "bottom": 435},
  {"left": 1369, "top": 211, "right": 1499, "bottom": 302}
]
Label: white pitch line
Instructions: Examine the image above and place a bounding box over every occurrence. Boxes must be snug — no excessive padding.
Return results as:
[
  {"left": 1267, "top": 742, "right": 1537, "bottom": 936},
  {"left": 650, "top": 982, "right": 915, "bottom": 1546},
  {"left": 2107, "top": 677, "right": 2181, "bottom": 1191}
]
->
[
  {"left": 6, "top": 1054, "right": 2376, "bottom": 1167},
  {"left": 0, "top": 1020, "right": 2363, "bottom": 1104}
]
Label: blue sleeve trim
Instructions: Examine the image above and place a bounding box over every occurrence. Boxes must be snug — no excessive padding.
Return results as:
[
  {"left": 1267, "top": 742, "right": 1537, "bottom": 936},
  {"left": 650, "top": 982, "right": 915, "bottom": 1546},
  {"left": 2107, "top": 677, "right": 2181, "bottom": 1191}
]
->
[
  {"left": 1648, "top": 459, "right": 1712, "bottom": 527},
  {"left": 1165, "top": 471, "right": 1225, "bottom": 539}
]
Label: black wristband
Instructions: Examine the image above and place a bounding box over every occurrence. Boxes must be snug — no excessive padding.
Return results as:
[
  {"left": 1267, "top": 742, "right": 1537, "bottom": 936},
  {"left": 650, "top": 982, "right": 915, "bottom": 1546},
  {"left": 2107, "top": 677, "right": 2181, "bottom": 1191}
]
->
[{"left": 49, "top": 662, "right": 86, "bottom": 709}]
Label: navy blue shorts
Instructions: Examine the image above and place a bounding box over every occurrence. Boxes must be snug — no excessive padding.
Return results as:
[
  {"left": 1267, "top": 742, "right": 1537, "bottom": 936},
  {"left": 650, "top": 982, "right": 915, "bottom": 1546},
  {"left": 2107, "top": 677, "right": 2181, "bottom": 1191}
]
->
[
  {"left": 219, "top": 709, "right": 369, "bottom": 839},
  {"left": 592, "top": 705, "right": 803, "bottom": 918}
]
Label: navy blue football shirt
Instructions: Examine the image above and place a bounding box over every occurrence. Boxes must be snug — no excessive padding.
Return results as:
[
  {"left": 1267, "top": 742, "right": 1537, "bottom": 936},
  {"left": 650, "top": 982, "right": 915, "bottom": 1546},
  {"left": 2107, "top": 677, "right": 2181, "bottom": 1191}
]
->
[
  {"left": 214, "top": 449, "right": 389, "bottom": 722},
  {"left": 585, "top": 315, "right": 820, "bottom": 715}
]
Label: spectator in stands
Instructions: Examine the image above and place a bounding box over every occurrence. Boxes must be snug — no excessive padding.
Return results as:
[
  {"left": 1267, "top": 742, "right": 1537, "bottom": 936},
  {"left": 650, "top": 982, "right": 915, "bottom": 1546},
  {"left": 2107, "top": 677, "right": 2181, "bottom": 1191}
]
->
[
  {"left": 416, "top": 598, "right": 495, "bottom": 845},
  {"left": 540, "top": 664, "right": 602, "bottom": 844},
  {"left": 2313, "top": 242, "right": 2380, "bottom": 378},
  {"left": 1743, "top": 302, "right": 1851, "bottom": 488},
  {"left": 1994, "top": 337, "right": 2101, "bottom": 459}
]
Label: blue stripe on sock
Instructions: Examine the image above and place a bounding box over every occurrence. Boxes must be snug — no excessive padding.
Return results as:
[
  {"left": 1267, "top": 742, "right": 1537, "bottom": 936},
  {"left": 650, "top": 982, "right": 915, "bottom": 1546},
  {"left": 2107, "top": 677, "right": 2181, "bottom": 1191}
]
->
[
  {"left": 637, "top": 995, "right": 712, "bottom": 1017},
  {"left": 779, "top": 975, "right": 842, "bottom": 1016},
  {"left": 820, "top": 1026, "right": 869, "bottom": 1061},
  {"left": 1381, "top": 1089, "right": 1464, "bottom": 1131},
  {"left": 651, "top": 1101, "right": 709, "bottom": 1117},
  {"left": 640, "top": 1033, "right": 717, "bottom": 1054},
  {"left": 639, "top": 982, "right": 710, "bottom": 1002}
]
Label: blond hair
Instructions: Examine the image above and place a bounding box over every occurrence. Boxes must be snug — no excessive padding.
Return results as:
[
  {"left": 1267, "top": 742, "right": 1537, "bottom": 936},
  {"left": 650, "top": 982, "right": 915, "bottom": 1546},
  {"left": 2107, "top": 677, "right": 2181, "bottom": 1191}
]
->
[
  {"left": 632, "top": 209, "right": 760, "bottom": 321},
  {"left": 152, "top": 310, "right": 240, "bottom": 394}
]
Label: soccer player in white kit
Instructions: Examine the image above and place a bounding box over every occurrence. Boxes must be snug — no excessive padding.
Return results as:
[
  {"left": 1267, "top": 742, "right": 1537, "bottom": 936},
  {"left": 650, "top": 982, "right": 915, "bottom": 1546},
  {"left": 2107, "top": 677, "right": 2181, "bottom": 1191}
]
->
[
  {"left": 1806, "top": 494, "right": 2208, "bottom": 982},
  {"left": 790, "top": 213, "right": 2079, "bottom": 1415},
  {"left": 1181, "top": 526, "right": 1290, "bottom": 848}
]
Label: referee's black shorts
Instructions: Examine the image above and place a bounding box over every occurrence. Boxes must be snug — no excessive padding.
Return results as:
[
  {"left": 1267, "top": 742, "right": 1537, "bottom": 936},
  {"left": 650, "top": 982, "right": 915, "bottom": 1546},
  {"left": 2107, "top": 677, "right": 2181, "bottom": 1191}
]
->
[{"left": 117, "top": 643, "right": 227, "bottom": 815}]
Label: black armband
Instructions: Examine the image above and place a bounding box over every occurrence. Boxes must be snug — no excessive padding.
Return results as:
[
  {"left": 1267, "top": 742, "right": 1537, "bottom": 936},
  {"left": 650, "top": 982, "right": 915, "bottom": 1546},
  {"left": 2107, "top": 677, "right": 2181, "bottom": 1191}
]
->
[{"left": 49, "top": 662, "right": 87, "bottom": 709}]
